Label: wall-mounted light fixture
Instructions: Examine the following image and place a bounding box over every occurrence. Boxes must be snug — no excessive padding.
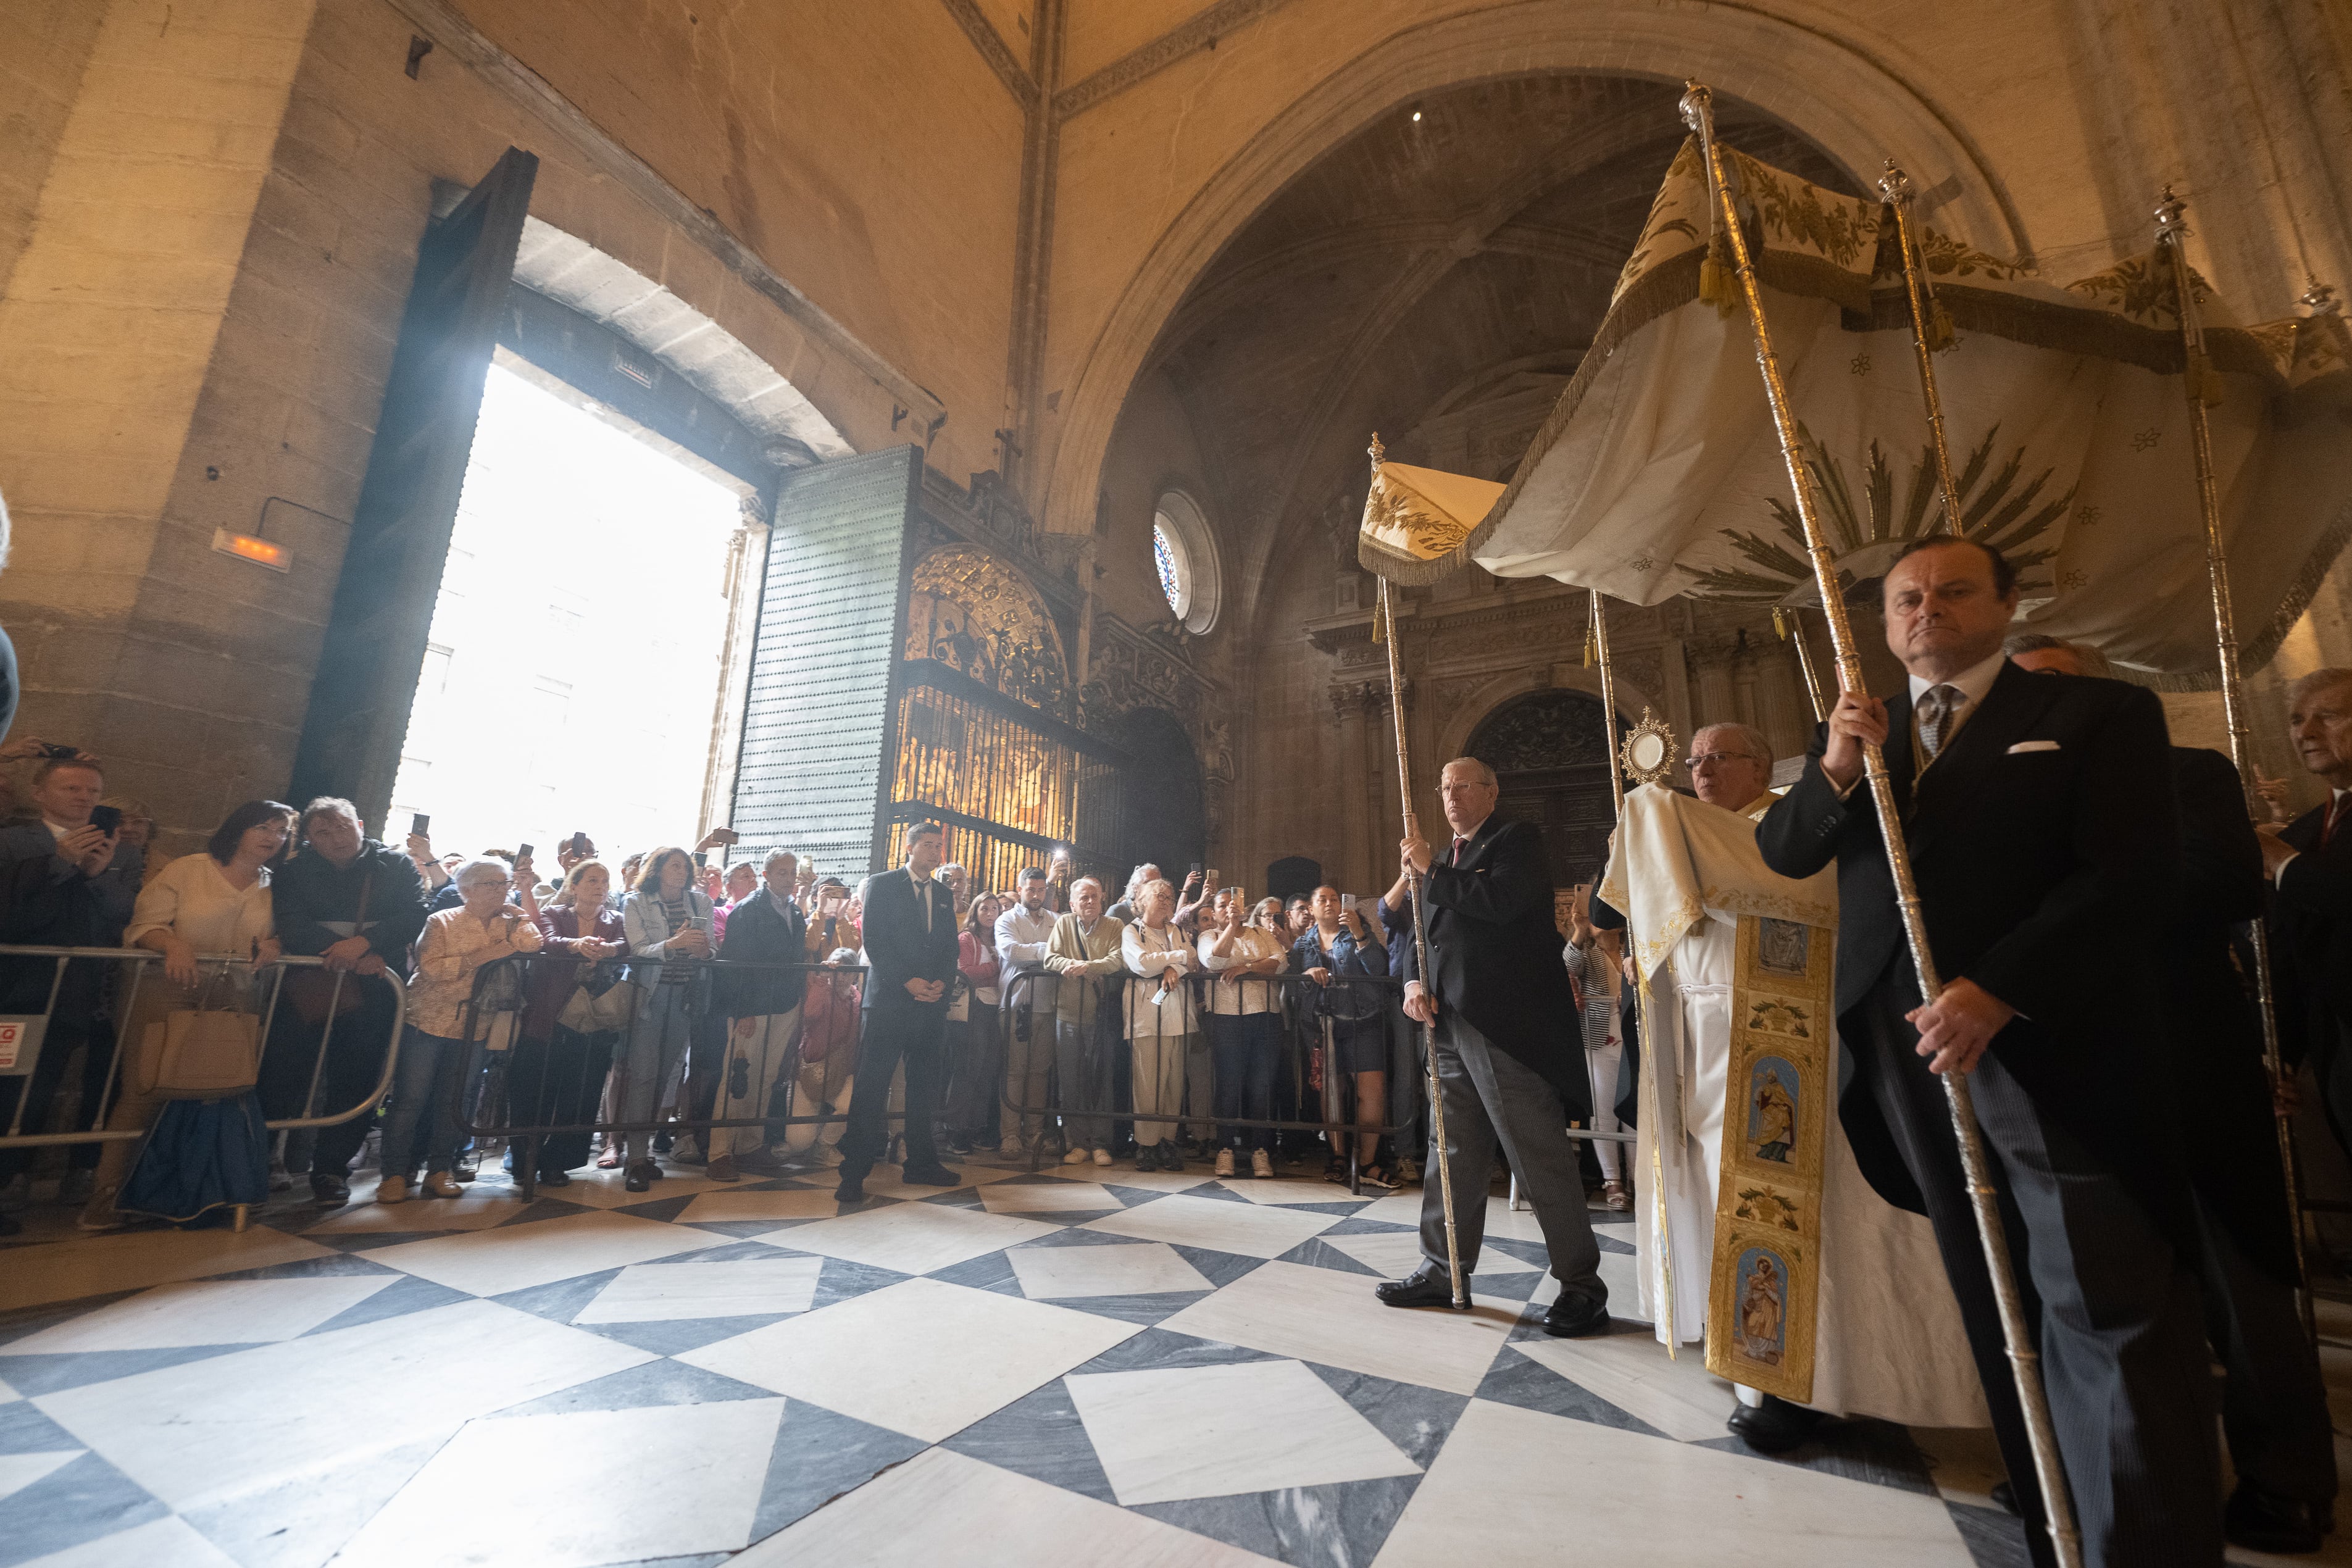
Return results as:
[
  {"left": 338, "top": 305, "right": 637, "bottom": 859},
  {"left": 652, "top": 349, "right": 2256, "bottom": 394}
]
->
[{"left": 211, "top": 529, "right": 291, "bottom": 573}]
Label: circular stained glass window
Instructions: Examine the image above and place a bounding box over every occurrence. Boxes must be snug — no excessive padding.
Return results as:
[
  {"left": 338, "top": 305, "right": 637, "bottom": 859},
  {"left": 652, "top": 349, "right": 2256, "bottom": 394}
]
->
[{"left": 1152, "top": 519, "right": 1186, "bottom": 618}]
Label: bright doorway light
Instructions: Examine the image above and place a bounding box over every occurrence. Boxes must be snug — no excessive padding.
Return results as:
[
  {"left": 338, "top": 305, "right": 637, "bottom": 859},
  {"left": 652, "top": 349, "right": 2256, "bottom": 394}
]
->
[{"left": 390, "top": 362, "right": 744, "bottom": 870}]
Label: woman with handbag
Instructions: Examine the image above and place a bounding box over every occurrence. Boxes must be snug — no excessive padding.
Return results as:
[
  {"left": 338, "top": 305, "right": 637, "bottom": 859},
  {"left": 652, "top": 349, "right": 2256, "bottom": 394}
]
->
[
  {"left": 77, "top": 799, "right": 292, "bottom": 1229},
  {"left": 509, "top": 857, "right": 632, "bottom": 1187},
  {"left": 379, "top": 858, "right": 543, "bottom": 1203}
]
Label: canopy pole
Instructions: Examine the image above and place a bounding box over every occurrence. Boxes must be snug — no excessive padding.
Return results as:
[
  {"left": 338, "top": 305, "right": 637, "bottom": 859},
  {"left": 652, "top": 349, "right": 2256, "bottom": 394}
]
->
[
  {"left": 1880, "top": 164, "right": 1966, "bottom": 532},
  {"left": 2154, "top": 188, "right": 2314, "bottom": 1340},
  {"left": 1774, "top": 607, "right": 1829, "bottom": 724},
  {"left": 1374, "top": 564, "right": 1469, "bottom": 1311},
  {"left": 1590, "top": 587, "right": 1679, "bottom": 1357},
  {"left": 1680, "top": 81, "right": 2082, "bottom": 1568}
]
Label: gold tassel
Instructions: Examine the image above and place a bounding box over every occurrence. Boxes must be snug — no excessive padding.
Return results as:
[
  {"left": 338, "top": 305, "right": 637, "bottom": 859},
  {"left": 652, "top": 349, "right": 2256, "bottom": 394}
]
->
[
  {"left": 1927, "top": 298, "right": 1956, "bottom": 352},
  {"left": 1583, "top": 616, "right": 1599, "bottom": 667},
  {"left": 1371, "top": 588, "right": 1387, "bottom": 646},
  {"left": 1771, "top": 607, "right": 1789, "bottom": 641},
  {"left": 1699, "top": 228, "right": 1738, "bottom": 317}
]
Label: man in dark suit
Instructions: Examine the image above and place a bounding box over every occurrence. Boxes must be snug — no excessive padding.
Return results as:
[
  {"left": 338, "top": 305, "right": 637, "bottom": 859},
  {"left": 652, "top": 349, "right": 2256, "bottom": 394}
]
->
[
  {"left": 1756, "top": 538, "right": 2220, "bottom": 1568},
  {"left": 836, "top": 822, "right": 961, "bottom": 1203},
  {"left": 2012, "top": 636, "right": 2332, "bottom": 1555},
  {"left": 1379, "top": 756, "right": 1608, "bottom": 1337},
  {"left": 2266, "top": 668, "right": 2352, "bottom": 1172}
]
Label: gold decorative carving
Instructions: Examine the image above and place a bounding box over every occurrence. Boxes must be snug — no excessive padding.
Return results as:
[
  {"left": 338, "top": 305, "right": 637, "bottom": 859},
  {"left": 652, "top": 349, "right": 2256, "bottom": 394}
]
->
[{"left": 906, "top": 546, "right": 1070, "bottom": 712}]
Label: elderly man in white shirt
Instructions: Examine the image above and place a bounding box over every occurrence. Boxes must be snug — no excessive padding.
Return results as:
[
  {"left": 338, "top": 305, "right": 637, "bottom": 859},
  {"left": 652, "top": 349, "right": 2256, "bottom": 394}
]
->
[{"left": 993, "top": 865, "right": 1061, "bottom": 1149}]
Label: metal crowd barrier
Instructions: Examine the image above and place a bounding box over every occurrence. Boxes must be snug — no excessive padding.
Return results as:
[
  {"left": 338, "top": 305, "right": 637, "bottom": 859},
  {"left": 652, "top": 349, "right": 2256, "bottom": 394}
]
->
[
  {"left": 996, "top": 966, "right": 1417, "bottom": 1194},
  {"left": 0, "top": 945, "right": 408, "bottom": 1153},
  {"left": 445, "top": 953, "right": 895, "bottom": 1200}
]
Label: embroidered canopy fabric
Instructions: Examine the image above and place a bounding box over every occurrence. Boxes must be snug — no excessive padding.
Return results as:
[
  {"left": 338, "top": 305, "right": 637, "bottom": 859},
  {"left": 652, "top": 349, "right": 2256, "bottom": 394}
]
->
[
  {"left": 1597, "top": 783, "right": 1836, "bottom": 982},
  {"left": 1367, "top": 136, "right": 2352, "bottom": 678}
]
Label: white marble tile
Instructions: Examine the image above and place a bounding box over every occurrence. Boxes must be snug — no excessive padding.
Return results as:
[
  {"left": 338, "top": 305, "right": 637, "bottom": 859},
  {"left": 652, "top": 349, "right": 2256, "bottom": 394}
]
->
[
  {"left": 856, "top": 1162, "right": 1025, "bottom": 1199},
  {"left": 1508, "top": 1330, "right": 1737, "bottom": 1443},
  {"left": 1353, "top": 1191, "right": 1545, "bottom": 1243},
  {"left": 0, "top": 1449, "right": 78, "bottom": 1503},
  {"left": 1068, "top": 1358, "right": 1420, "bottom": 1505},
  {"left": 0, "top": 1375, "right": 19, "bottom": 1403},
  {"left": 536, "top": 1167, "right": 740, "bottom": 1209},
  {"left": 306, "top": 1182, "right": 532, "bottom": 1233},
  {"left": 34, "top": 1299, "right": 650, "bottom": 1515},
  {"left": 977, "top": 1180, "right": 1121, "bottom": 1214},
  {"left": 1912, "top": 1423, "right": 2011, "bottom": 1512},
  {"left": 1374, "top": 1397, "right": 1974, "bottom": 1566},
  {"left": 364, "top": 1211, "right": 719, "bottom": 1298},
  {"left": 5, "top": 1276, "right": 394, "bottom": 1353},
  {"left": 678, "top": 1277, "right": 1136, "bottom": 1441},
  {"left": 1211, "top": 1176, "right": 1356, "bottom": 1206},
  {"left": 733, "top": 1446, "right": 1278, "bottom": 1566},
  {"left": 1007, "top": 1242, "right": 1211, "bottom": 1300},
  {"left": 0, "top": 1226, "right": 333, "bottom": 1314},
  {"left": 753, "top": 1202, "right": 1060, "bottom": 1277},
  {"left": 1321, "top": 1230, "right": 1430, "bottom": 1278},
  {"left": 675, "top": 1187, "right": 861, "bottom": 1225},
  {"left": 20, "top": 1516, "right": 243, "bottom": 1568},
  {"left": 1079, "top": 1194, "right": 1340, "bottom": 1260},
  {"left": 1157, "top": 1260, "right": 1521, "bottom": 1397},
  {"left": 1093, "top": 1167, "right": 1213, "bottom": 1194},
  {"left": 574, "top": 1257, "right": 822, "bottom": 1323},
  {"left": 335, "top": 1397, "right": 785, "bottom": 1568}
]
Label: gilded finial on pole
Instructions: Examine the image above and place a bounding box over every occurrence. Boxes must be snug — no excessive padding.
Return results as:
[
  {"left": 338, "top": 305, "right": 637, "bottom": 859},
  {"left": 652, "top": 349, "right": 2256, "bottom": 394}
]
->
[{"left": 1367, "top": 432, "right": 1385, "bottom": 469}]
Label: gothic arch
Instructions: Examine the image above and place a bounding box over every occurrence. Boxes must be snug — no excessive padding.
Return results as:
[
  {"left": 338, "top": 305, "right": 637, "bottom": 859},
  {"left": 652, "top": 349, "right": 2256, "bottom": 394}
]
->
[
  {"left": 1040, "top": 1, "right": 2027, "bottom": 548},
  {"left": 1435, "top": 664, "right": 1657, "bottom": 769}
]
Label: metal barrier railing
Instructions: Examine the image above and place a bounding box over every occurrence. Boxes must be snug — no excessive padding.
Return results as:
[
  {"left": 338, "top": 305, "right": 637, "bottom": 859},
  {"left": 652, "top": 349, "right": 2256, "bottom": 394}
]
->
[
  {"left": 0, "top": 945, "right": 408, "bottom": 1149},
  {"left": 996, "top": 965, "right": 1417, "bottom": 1193},
  {"left": 444, "top": 953, "right": 893, "bottom": 1199}
]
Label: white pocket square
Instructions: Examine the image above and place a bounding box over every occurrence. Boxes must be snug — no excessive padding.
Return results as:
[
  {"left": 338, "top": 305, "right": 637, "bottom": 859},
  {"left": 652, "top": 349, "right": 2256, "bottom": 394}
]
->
[{"left": 2007, "top": 740, "right": 2061, "bottom": 754}]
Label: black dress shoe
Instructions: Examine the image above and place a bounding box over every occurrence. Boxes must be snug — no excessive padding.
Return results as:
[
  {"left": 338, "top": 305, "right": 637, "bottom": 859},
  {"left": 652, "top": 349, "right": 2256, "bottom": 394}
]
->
[
  {"left": 1725, "top": 1394, "right": 1828, "bottom": 1454},
  {"left": 900, "top": 1165, "right": 961, "bottom": 1186},
  {"left": 2226, "top": 1479, "right": 2329, "bottom": 1554},
  {"left": 1540, "top": 1291, "right": 1611, "bottom": 1338},
  {"left": 1988, "top": 1480, "right": 2018, "bottom": 1516},
  {"left": 834, "top": 1182, "right": 867, "bottom": 1204},
  {"left": 538, "top": 1169, "right": 572, "bottom": 1188},
  {"left": 1376, "top": 1267, "right": 1466, "bottom": 1308},
  {"left": 310, "top": 1174, "right": 351, "bottom": 1206},
  {"left": 623, "top": 1163, "right": 652, "bottom": 1193}
]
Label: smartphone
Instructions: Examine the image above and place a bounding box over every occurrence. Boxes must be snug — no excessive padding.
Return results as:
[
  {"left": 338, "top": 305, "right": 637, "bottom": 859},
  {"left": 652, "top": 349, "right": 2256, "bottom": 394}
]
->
[
  {"left": 1188, "top": 862, "right": 1203, "bottom": 878},
  {"left": 692, "top": 850, "right": 707, "bottom": 867},
  {"left": 89, "top": 804, "right": 122, "bottom": 836},
  {"left": 712, "top": 827, "right": 740, "bottom": 846},
  {"left": 411, "top": 812, "right": 430, "bottom": 836},
  {"left": 38, "top": 743, "right": 77, "bottom": 761},
  {"left": 515, "top": 842, "right": 533, "bottom": 862},
  {"left": 570, "top": 831, "right": 590, "bottom": 855},
  {"left": 1341, "top": 893, "right": 1357, "bottom": 912}
]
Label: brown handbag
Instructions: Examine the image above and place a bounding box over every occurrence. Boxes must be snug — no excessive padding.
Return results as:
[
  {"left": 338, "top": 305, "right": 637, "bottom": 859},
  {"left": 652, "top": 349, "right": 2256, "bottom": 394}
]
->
[{"left": 285, "top": 867, "right": 373, "bottom": 1025}]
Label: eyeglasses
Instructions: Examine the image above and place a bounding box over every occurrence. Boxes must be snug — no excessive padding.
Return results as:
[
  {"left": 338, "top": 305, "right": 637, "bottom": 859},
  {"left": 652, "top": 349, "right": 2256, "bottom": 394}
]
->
[{"left": 1684, "top": 751, "right": 1759, "bottom": 769}]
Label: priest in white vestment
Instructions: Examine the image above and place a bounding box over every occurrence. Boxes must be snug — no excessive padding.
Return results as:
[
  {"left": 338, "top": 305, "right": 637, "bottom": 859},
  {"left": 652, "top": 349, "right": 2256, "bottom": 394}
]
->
[{"left": 1594, "top": 722, "right": 1985, "bottom": 1450}]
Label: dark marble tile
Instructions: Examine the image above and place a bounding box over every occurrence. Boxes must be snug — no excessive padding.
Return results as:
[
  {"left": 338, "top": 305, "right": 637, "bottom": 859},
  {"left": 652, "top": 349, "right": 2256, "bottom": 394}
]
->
[
  {"left": 0, "top": 1345, "right": 251, "bottom": 1397},
  {"left": 1134, "top": 1474, "right": 1423, "bottom": 1568},
  {"left": 1471, "top": 1268, "right": 1547, "bottom": 1304},
  {"left": 1277, "top": 1238, "right": 1382, "bottom": 1277},
  {"left": 809, "top": 1256, "right": 909, "bottom": 1311},
  {"left": 0, "top": 1296, "right": 141, "bottom": 1350},
  {"left": 488, "top": 1356, "right": 780, "bottom": 1417},
  {"left": 1322, "top": 1215, "right": 1417, "bottom": 1235},
  {"left": 210, "top": 1251, "right": 406, "bottom": 1282},
  {"left": 1691, "top": 1414, "right": 1939, "bottom": 1495},
  {"left": 607, "top": 1194, "right": 696, "bottom": 1224},
  {"left": 1595, "top": 1231, "right": 1636, "bottom": 1255},
  {"left": 1474, "top": 1349, "right": 1674, "bottom": 1438},
  {"left": 1480, "top": 1234, "right": 1551, "bottom": 1270},
  {"left": 928, "top": 1249, "right": 1021, "bottom": 1293},
  {"left": 485, "top": 1198, "right": 596, "bottom": 1228},
  {"left": 577, "top": 1314, "right": 798, "bottom": 1355},
  {"left": 0, "top": 1399, "right": 85, "bottom": 1453},
  {"left": 917, "top": 1187, "right": 990, "bottom": 1210},
  {"left": 491, "top": 1268, "right": 624, "bottom": 1325},
  {"left": 1014, "top": 1225, "right": 1162, "bottom": 1250},
  {"left": 302, "top": 1272, "right": 474, "bottom": 1335},
  {"left": 1304, "top": 1361, "right": 1469, "bottom": 1469},
  {"left": 0, "top": 1449, "right": 167, "bottom": 1568},
  {"left": 668, "top": 1238, "right": 800, "bottom": 1264},
  {"left": 1039, "top": 1291, "right": 1211, "bottom": 1327},
  {"left": 1949, "top": 1499, "right": 2033, "bottom": 1567},
  {"left": 1277, "top": 1199, "right": 1376, "bottom": 1216},
  {"left": 1099, "top": 1183, "right": 1176, "bottom": 1209},
  {"left": 749, "top": 1398, "right": 926, "bottom": 1540},
  {"left": 1170, "top": 1245, "right": 1269, "bottom": 1290},
  {"left": 1174, "top": 1181, "right": 1255, "bottom": 1205},
  {"left": 940, "top": 1375, "right": 1117, "bottom": 1502},
  {"left": 1069, "top": 1325, "right": 1281, "bottom": 1375},
  {"left": 680, "top": 1218, "right": 806, "bottom": 1242}
]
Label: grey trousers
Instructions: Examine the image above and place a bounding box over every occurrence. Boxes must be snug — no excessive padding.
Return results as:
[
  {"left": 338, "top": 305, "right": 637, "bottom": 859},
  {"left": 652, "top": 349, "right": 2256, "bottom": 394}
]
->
[
  {"left": 1054, "top": 1017, "right": 1109, "bottom": 1149},
  {"left": 2194, "top": 1195, "right": 2337, "bottom": 1506},
  {"left": 1419, "top": 1012, "right": 1604, "bottom": 1306},
  {"left": 1854, "top": 979, "right": 2221, "bottom": 1568}
]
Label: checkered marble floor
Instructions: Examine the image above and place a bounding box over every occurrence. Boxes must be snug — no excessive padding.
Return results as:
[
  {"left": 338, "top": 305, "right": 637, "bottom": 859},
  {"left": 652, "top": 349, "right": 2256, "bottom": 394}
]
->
[{"left": 2, "top": 1154, "right": 2348, "bottom": 1567}]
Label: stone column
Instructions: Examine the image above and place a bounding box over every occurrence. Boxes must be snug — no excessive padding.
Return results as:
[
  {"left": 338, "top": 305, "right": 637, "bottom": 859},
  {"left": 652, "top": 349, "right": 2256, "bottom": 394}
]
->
[{"left": 1331, "top": 683, "right": 1369, "bottom": 893}]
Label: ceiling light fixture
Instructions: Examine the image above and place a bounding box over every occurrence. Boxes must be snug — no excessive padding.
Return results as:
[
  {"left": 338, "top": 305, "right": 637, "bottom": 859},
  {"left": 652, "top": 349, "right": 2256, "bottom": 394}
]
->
[{"left": 1410, "top": 109, "right": 1423, "bottom": 122}]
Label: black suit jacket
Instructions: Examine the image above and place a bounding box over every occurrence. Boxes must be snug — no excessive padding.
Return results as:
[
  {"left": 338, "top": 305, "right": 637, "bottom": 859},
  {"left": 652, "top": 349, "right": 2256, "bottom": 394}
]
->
[
  {"left": 2163, "top": 746, "right": 2296, "bottom": 1281},
  {"left": 715, "top": 893, "right": 809, "bottom": 1019},
  {"left": 1401, "top": 815, "right": 1589, "bottom": 1121},
  {"left": 1756, "top": 662, "right": 2186, "bottom": 1225},
  {"left": 2272, "top": 791, "right": 2352, "bottom": 1075},
  {"left": 857, "top": 869, "right": 960, "bottom": 1012}
]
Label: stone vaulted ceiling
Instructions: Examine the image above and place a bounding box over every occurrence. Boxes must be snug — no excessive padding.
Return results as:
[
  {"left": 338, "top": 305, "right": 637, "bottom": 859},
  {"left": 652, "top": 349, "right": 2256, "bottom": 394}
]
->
[{"left": 1141, "top": 73, "right": 1858, "bottom": 636}]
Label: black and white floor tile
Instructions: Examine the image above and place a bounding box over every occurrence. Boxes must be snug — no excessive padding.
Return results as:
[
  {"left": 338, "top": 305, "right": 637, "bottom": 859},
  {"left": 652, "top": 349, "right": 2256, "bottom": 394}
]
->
[{"left": 4, "top": 1154, "right": 2348, "bottom": 1567}]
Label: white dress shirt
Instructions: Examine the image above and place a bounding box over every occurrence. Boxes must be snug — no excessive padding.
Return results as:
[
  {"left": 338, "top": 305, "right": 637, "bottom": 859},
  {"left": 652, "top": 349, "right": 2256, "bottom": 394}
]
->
[{"left": 994, "top": 900, "right": 1059, "bottom": 1001}]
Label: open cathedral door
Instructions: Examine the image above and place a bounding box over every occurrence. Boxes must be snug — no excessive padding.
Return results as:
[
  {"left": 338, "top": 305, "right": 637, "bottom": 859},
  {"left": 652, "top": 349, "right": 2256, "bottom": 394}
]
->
[
  {"left": 729, "top": 444, "right": 924, "bottom": 879},
  {"left": 286, "top": 148, "right": 538, "bottom": 824}
]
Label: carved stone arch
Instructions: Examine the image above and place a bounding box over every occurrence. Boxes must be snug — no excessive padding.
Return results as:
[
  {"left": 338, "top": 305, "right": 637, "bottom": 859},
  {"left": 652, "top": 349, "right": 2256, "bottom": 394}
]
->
[
  {"left": 1040, "top": 1, "right": 2028, "bottom": 545},
  {"left": 1435, "top": 664, "right": 1658, "bottom": 768}
]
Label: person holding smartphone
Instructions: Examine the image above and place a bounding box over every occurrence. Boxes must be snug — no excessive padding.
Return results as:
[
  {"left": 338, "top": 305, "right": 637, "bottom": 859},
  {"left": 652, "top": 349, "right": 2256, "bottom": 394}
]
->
[
  {"left": 617, "top": 844, "right": 714, "bottom": 1191},
  {"left": 1293, "top": 885, "right": 1393, "bottom": 1186}
]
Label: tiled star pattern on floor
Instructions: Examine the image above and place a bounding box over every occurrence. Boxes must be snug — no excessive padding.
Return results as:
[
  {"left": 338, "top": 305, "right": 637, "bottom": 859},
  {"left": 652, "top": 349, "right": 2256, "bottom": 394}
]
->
[{"left": 4, "top": 1154, "right": 2348, "bottom": 1568}]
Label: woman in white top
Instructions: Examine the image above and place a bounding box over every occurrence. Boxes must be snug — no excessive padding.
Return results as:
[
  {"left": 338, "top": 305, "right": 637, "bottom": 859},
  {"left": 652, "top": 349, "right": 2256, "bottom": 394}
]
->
[
  {"left": 1120, "top": 878, "right": 1198, "bottom": 1171},
  {"left": 81, "top": 799, "right": 293, "bottom": 1229},
  {"left": 1562, "top": 898, "right": 1630, "bottom": 1210},
  {"left": 1198, "top": 888, "right": 1288, "bottom": 1178}
]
